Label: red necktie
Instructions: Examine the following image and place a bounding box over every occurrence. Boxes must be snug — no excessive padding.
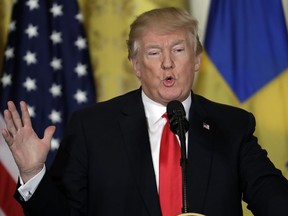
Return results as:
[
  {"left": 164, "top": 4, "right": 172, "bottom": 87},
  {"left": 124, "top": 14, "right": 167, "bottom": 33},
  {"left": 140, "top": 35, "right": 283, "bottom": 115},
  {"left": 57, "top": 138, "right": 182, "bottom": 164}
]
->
[{"left": 159, "top": 113, "right": 182, "bottom": 216}]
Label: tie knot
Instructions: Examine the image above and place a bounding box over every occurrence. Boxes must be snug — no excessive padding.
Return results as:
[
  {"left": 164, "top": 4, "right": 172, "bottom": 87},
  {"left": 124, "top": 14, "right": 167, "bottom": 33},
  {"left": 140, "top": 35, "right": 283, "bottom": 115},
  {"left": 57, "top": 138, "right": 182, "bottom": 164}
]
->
[{"left": 162, "top": 112, "right": 168, "bottom": 120}]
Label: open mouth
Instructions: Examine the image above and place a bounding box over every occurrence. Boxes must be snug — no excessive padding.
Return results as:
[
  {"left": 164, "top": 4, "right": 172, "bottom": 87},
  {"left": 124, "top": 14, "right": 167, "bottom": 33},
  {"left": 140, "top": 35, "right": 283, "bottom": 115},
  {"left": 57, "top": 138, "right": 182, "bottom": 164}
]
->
[
  {"left": 165, "top": 76, "right": 173, "bottom": 81},
  {"left": 163, "top": 76, "right": 175, "bottom": 86}
]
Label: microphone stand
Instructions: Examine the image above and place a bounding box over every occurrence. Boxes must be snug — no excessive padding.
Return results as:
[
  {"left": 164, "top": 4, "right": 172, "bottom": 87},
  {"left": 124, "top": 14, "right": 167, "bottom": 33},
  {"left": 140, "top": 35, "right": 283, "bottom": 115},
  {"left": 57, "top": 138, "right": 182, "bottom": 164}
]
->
[
  {"left": 175, "top": 111, "right": 205, "bottom": 216},
  {"left": 175, "top": 110, "right": 191, "bottom": 215},
  {"left": 168, "top": 101, "right": 205, "bottom": 216}
]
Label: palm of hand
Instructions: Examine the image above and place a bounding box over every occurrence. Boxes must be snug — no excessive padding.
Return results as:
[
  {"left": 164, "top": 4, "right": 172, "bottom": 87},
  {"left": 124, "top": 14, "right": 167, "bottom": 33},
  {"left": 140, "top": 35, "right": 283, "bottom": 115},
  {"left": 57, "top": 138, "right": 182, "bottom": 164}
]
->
[
  {"left": 10, "top": 125, "right": 50, "bottom": 176},
  {"left": 2, "top": 101, "right": 55, "bottom": 182}
]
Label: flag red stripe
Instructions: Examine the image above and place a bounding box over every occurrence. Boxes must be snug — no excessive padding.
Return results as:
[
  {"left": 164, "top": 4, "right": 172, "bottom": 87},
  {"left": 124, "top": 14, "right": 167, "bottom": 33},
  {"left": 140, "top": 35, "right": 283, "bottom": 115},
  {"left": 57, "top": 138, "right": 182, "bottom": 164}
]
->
[{"left": 0, "top": 162, "right": 24, "bottom": 216}]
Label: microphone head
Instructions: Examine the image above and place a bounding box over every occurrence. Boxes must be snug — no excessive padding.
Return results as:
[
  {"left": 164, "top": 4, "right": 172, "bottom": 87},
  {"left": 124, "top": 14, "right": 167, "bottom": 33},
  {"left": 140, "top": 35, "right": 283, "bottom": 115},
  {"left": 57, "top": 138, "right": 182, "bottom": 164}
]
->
[
  {"left": 167, "top": 100, "right": 186, "bottom": 121},
  {"left": 167, "top": 100, "right": 189, "bottom": 134}
]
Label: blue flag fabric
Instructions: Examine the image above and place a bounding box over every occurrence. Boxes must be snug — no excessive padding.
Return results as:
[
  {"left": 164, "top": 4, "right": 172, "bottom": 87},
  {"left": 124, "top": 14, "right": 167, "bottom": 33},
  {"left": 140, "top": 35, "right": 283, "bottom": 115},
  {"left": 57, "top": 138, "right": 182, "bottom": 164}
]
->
[
  {"left": 195, "top": 1, "right": 288, "bottom": 214},
  {"left": 0, "top": 0, "right": 96, "bottom": 167},
  {"left": 205, "top": 0, "right": 288, "bottom": 102}
]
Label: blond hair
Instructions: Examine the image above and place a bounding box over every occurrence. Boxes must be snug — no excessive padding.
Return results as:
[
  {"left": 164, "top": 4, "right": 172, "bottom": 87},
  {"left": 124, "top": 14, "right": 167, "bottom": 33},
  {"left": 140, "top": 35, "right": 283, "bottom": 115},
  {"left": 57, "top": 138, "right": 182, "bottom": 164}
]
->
[{"left": 127, "top": 7, "right": 203, "bottom": 59}]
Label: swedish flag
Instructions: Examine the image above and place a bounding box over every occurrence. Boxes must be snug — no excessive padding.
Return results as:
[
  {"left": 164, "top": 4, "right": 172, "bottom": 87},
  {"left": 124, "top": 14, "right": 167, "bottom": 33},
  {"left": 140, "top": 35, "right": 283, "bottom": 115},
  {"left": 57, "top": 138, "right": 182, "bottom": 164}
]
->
[{"left": 195, "top": 0, "right": 288, "bottom": 187}]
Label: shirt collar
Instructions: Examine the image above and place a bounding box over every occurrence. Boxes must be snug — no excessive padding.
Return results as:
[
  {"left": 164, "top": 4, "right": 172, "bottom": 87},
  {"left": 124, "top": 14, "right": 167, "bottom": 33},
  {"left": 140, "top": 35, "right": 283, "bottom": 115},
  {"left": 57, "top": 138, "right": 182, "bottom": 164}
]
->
[{"left": 142, "top": 91, "right": 192, "bottom": 126}]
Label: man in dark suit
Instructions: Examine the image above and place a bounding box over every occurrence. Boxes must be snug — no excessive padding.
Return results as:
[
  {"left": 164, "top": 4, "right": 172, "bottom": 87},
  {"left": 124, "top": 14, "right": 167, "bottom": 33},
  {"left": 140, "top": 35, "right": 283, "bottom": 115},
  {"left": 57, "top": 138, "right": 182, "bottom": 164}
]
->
[{"left": 2, "top": 7, "right": 288, "bottom": 216}]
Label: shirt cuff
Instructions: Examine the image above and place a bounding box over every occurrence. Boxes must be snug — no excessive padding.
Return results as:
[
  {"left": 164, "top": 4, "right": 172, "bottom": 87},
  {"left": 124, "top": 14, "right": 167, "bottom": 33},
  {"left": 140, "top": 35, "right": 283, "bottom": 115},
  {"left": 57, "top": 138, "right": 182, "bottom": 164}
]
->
[{"left": 18, "top": 166, "right": 46, "bottom": 201}]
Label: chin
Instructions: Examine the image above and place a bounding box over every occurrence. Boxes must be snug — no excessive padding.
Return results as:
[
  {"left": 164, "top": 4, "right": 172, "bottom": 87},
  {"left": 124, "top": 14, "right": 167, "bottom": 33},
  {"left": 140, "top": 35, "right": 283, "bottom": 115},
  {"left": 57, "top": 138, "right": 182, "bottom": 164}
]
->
[{"left": 161, "top": 94, "right": 183, "bottom": 104}]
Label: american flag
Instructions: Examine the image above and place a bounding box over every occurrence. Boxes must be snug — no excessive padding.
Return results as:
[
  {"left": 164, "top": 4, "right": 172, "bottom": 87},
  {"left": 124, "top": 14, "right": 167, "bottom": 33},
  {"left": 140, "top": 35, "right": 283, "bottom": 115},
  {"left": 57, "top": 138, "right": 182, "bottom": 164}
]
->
[{"left": 0, "top": 0, "right": 96, "bottom": 215}]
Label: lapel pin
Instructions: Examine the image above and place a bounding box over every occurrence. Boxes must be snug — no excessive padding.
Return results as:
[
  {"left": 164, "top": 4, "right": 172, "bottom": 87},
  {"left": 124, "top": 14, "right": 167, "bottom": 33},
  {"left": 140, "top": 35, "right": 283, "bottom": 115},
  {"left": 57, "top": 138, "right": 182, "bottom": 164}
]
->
[{"left": 203, "top": 122, "right": 210, "bottom": 130}]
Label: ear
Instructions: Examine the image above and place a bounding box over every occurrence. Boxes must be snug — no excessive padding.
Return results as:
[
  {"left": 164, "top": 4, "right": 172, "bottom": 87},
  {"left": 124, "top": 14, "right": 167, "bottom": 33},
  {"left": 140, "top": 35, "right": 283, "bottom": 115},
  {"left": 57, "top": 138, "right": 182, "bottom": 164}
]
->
[
  {"left": 194, "top": 54, "right": 201, "bottom": 72},
  {"left": 130, "top": 58, "right": 141, "bottom": 78}
]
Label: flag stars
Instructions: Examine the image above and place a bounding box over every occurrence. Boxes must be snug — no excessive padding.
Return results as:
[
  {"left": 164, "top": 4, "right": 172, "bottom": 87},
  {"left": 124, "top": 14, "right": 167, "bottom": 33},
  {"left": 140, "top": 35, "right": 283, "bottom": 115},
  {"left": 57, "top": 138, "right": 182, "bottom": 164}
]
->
[
  {"left": 9, "top": 21, "right": 16, "bottom": 32},
  {"left": 50, "top": 31, "right": 62, "bottom": 44},
  {"left": 49, "top": 110, "right": 62, "bottom": 124},
  {"left": 50, "top": 57, "right": 62, "bottom": 71},
  {"left": 25, "top": 24, "right": 39, "bottom": 38},
  {"left": 26, "top": 0, "right": 39, "bottom": 11},
  {"left": 74, "top": 89, "right": 88, "bottom": 104},
  {"left": 74, "top": 63, "right": 87, "bottom": 77},
  {"left": 50, "top": 3, "right": 63, "bottom": 17},
  {"left": 4, "top": 47, "right": 14, "bottom": 60},
  {"left": 1, "top": 0, "right": 96, "bottom": 171},
  {"left": 75, "top": 36, "right": 87, "bottom": 50},
  {"left": 75, "top": 13, "right": 83, "bottom": 22},
  {"left": 1, "top": 73, "right": 12, "bottom": 87},
  {"left": 51, "top": 138, "right": 60, "bottom": 150},
  {"left": 23, "top": 77, "right": 37, "bottom": 91},
  {"left": 27, "top": 105, "right": 36, "bottom": 118},
  {"left": 23, "top": 51, "right": 37, "bottom": 65},
  {"left": 49, "top": 83, "right": 62, "bottom": 97}
]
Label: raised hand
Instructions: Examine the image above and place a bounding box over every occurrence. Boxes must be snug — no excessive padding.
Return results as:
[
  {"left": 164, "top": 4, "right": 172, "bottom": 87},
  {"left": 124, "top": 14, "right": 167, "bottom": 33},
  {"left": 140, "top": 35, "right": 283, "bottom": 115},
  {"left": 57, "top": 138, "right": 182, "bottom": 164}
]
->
[{"left": 1, "top": 101, "right": 55, "bottom": 183}]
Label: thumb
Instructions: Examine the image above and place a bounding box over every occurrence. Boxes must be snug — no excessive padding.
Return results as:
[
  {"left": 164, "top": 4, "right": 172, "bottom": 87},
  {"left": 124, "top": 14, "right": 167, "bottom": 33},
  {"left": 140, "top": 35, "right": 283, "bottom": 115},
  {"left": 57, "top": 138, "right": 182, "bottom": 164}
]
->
[{"left": 42, "top": 125, "right": 56, "bottom": 145}]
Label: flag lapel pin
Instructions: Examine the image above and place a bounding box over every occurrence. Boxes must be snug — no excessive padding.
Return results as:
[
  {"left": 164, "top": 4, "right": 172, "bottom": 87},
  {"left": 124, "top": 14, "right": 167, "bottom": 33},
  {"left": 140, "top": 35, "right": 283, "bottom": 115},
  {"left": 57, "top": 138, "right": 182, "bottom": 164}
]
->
[{"left": 203, "top": 122, "right": 210, "bottom": 130}]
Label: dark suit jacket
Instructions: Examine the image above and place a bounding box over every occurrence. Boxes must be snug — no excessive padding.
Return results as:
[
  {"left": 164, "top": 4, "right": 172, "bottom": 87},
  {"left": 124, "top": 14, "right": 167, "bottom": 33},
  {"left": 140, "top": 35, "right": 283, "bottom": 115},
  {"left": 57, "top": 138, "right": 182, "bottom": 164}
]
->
[{"left": 15, "top": 89, "right": 288, "bottom": 216}]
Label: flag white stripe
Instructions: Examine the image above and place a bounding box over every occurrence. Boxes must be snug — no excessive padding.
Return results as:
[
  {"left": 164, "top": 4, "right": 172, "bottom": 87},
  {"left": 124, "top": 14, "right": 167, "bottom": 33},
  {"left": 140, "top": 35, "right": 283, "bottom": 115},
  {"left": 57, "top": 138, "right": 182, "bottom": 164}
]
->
[
  {"left": 0, "top": 114, "right": 19, "bottom": 182},
  {"left": 0, "top": 208, "right": 6, "bottom": 216}
]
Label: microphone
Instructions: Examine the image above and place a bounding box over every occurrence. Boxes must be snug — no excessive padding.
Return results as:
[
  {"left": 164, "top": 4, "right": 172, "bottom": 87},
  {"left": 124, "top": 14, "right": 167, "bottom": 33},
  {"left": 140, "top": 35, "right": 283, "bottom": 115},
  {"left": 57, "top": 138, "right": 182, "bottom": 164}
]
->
[
  {"left": 167, "top": 100, "right": 189, "bottom": 136},
  {"left": 167, "top": 100, "right": 190, "bottom": 214}
]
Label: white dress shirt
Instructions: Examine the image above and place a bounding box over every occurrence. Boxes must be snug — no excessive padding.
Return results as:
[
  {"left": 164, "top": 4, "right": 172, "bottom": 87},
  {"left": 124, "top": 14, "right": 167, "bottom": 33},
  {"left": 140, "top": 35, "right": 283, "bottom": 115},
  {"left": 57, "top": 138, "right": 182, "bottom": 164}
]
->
[
  {"left": 18, "top": 165, "right": 45, "bottom": 201},
  {"left": 141, "top": 91, "right": 191, "bottom": 191}
]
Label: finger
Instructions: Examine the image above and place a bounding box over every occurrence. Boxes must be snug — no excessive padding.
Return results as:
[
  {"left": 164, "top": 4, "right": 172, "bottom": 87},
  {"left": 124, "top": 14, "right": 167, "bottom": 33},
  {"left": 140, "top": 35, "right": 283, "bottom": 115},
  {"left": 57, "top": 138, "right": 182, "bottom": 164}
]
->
[
  {"left": 7, "top": 101, "right": 23, "bottom": 130},
  {"left": 20, "top": 101, "right": 32, "bottom": 127},
  {"left": 42, "top": 126, "right": 56, "bottom": 147},
  {"left": 3, "top": 109, "right": 17, "bottom": 135},
  {"left": 2, "top": 128, "right": 14, "bottom": 147}
]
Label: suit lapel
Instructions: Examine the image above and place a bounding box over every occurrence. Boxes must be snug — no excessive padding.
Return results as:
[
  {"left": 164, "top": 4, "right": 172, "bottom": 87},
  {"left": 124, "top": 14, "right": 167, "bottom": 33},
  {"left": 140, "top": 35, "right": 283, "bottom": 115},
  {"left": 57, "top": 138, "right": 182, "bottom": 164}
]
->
[
  {"left": 118, "top": 90, "right": 162, "bottom": 216},
  {"left": 117, "top": 90, "right": 215, "bottom": 215},
  {"left": 186, "top": 94, "right": 214, "bottom": 213}
]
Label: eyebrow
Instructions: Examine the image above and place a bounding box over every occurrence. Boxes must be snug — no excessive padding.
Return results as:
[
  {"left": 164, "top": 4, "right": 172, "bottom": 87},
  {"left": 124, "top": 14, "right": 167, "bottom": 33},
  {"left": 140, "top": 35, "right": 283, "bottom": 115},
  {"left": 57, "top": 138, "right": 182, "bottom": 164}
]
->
[
  {"left": 144, "top": 39, "right": 186, "bottom": 50},
  {"left": 171, "top": 39, "right": 185, "bottom": 47}
]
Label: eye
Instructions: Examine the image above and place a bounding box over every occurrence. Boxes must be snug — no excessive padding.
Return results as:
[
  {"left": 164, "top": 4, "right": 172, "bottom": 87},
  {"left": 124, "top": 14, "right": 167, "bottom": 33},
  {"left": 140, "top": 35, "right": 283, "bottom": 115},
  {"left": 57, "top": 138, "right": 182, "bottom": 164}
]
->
[
  {"left": 147, "top": 49, "right": 160, "bottom": 56},
  {"left": 173, "top": 47, "right": 185, "bottom": 54}
]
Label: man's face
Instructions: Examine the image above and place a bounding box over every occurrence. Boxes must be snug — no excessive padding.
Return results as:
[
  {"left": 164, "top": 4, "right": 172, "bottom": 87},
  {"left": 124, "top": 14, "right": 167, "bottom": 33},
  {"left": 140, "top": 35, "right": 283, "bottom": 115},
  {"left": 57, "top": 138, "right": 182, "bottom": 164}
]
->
[{"left": 131, "top": 29, "right": 201, "bottom": 106}]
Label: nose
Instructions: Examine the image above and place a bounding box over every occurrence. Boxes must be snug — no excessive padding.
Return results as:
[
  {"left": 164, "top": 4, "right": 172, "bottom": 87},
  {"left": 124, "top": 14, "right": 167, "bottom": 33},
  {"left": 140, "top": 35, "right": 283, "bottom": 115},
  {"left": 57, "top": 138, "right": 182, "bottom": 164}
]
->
[{"left": 161, "top": 52, "right": 175, "bottom": 70}]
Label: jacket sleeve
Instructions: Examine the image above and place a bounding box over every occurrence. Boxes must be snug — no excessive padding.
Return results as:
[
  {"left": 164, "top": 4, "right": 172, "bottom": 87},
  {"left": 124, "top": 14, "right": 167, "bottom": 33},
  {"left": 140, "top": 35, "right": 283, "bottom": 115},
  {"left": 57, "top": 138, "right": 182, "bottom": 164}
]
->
[
  {"left": 240, "top": 113, "right": 288, "bottom": 215},
  {"left": 14, "top": 111, "right": 89, "bottom": 216}
]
